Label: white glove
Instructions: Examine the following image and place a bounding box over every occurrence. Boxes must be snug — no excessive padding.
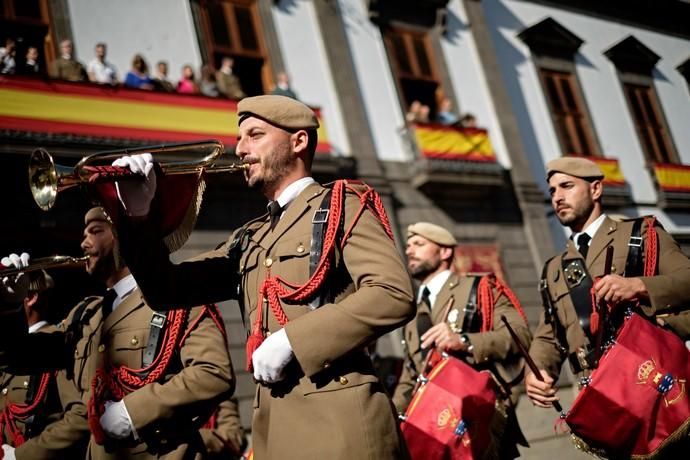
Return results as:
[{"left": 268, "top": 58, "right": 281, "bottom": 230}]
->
[
  {"left": 1, "top": 253, "right": 30, "bottom": 304},
  {"left": 1, "top": 252, "right": 30, "bottom": 270},
  {"left": 112, "top": 153, "right": 157, "bottom": 217},
  {"left": 252, "top": 328, "right": 294, "bottom": 383},
  {"left": 100, "top": 400, "right": 136, "bottom": 439},
  {"left": 2, "top": 444, "right": 16, "bottom": 460}
]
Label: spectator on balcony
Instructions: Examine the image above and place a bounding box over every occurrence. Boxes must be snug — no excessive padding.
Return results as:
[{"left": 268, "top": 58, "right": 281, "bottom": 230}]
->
[
  {"left": 177, "top": 64, "right": 199, "bottom": 94},
  {"left": 152, "top": 60, "right": 174, "bottom": 92},
  {"left": 270, "top": 71, "right": 298, "bottom": 100},
  {"left": 199, "top": 64, "right": 220, "bottom": 98},
  {"left": 124, "top": 53, "right": 154, "bottom": 90},
  {"left": 437, "top": 97, "right": 460, "bottom": 127},
  {"left": 51, "top": 39, "right": 87, "bottom": 82},
  {"left": 87, "top": 42, "right": 118, "bottom": 85},
  {"left": 0, "top": 38, "right": 17, "bottom": 74},
  {"left": 215, "top": 57, "right": 245, "bottom": 99},
  {"left": 405, "top": 100, "right": 431, "bottom": 124},
  {"left": 19, "top": 46, "right": 40, "bottom": 75},
  {"left": 460, "top": 113, "right": 478, "bottom": 129}
]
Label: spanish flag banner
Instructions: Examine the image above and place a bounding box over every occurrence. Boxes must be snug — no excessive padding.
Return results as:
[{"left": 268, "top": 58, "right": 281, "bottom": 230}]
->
[
  {"left": 653, "top": 163, "right": 690, "bottom": 193},
  {"left": 0, "top": 76, "right": 331, "bottom": 153},
  {"left": 412, "top": 123, "right": 496, "bottom": 162}
]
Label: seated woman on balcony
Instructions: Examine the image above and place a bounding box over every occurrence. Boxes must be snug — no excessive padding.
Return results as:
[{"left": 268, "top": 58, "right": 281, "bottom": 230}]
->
[
  {"left": 177, "top": 64, "right": 200, "bottom": 95},
  {"left": 123, "top": 54, "right": 154, "bottom": 90}
]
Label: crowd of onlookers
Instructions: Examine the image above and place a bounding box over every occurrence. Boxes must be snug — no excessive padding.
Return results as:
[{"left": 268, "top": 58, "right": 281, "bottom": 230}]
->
[{"left": 0, "top": 37, "right": 299, "bottom": 101}]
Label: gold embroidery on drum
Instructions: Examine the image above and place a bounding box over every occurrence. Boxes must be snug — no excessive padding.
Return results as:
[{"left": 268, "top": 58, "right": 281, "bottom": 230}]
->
[{"left": 636, "top": 358, "right": 686, "bottom": 407}]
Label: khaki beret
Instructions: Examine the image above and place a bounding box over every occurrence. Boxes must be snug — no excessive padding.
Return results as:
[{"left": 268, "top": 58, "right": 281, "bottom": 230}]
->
[
  {"left": 28, "top": 269, "right": 54, "bottom": 292},
  {"left": 407, "top": 222, "right": 457, "bottom": 247},
  {"left": 237, "top": 95, "right": 319, "bottom": 130},
  {"left": 84, "top": 206, "right": 112, "bottom": 226},
  {"left": 546, "top": 157, "right": 604, "bottom": 181}
]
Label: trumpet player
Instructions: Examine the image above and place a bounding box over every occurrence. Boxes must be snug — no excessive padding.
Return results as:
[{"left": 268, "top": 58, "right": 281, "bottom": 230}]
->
[
  {"left": 0, "top": 266, "right": 88, "bottom": 460},
  {"left": 108, "top": 95, "right": 415, "bottom": 459},
  {"left": 0, "top": 207, "right": 237, "bottom": 459}
]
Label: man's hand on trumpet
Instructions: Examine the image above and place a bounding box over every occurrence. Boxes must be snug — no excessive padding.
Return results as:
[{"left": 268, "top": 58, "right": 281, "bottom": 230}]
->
[
  {"left": 112, "top": 153, "right": 157, "bottom": 217},
  {"left": 0, "top": 252, "right": 30, "bottom": 305}
]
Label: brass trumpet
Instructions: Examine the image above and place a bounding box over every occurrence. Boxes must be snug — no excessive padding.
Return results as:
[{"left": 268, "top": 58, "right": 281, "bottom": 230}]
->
[
  {"left": 29, "top": 140, "right": 249, "bottom": 211},
  {"left": 0, "top": 255, "right": 89, "bottom": 277}
]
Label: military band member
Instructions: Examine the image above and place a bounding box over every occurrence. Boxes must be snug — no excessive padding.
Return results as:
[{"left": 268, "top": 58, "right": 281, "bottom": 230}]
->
[
  {"left": 110, "top": 95, "right": 416, "bottom": 459},
  {"left": 0, "top": 269, "right": 88, "bottom": 460},
  {"left": 0, "top": 207, "right": 235, "bottom": 459},
  {"left": 526, "top": 157, "right": 690, "bottom": 409},
  {"left": 393, "top": 222, "right": 530, "bottom": 459}
]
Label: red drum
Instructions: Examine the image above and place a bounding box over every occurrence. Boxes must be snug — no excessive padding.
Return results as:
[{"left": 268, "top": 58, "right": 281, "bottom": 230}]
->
[
  {"left": 566, "top": 313, "right": 690, "bottom": 458},
  {"left": 401, "top": 354, "right": 497, "bottom": 460}
]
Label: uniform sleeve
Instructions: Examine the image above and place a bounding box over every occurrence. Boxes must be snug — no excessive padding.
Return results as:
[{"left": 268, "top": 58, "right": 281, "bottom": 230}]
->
[
  {"left": 465, "top": 284, "right": 531, "bottom": 365},
  {"left": 123, "top": 306, "right": 234, "bottom": 430},
  {"left": 199, "top": 397, "right": 245, "bottom": 457},
  {"left": 117, "top": 217, "right": 240, "bottom": 309},
  {"left": 284, "top": 195, "right": 415, "bottom": 377},
  {"left": 638, "top": 223, "right": 690, "bottom": 316},
  {"left": 15, "top": 371, "right": 89, "bottom": 460},
  {"left": 391, "top": 360, "right": 415, "bottom": 415},
  {"left": 529, "top": 308, "right": 565, "bottom": 381}
]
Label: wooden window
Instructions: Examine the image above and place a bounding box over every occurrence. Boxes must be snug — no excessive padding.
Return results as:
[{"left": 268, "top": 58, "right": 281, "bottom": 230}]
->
[
  {"left": 0, "top": 0, "right": 54, "bottom": 68},
  {"left": 538, "top": 68, "right": 598, "bottom": 156},
  {"left": 383, "top": 28, "right": 440, "bottom": 117},
  {"left": 623, "top": 82, "right": 677, "bottom": 164},
  {"left": 198, "top": 0, "right": 269, "bottom": 96}
]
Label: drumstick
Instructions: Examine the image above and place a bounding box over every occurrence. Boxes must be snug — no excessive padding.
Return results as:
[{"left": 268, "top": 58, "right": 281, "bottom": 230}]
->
[
  {"left": 501, "top": 315, "right": 563, "bottom": 413},
  {"left": 593, "top": 246, "right": 615, "bottom": 363}
]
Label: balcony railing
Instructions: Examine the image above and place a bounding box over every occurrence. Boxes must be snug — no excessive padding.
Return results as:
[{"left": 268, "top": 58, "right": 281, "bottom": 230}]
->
[{"left": 0, "top": 76, "right": 331, "bottom": 154}]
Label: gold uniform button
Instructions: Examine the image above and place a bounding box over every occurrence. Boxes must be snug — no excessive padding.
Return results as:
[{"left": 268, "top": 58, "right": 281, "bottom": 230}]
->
[
  {"left": 2, "top": 388, "right": 7, "bottom": 395},
  {"left": 611, "top": 265, "right": 617, "bottom": 273},
  {"left": 98, "top": 344, "right": 106, "bottom": 353},
  {"left": 297, "top": 244, "right": 305, "bottom": 253},
  {"left": 339, "top": 376, "right": 349, "bottom": 385},
  {"left": 264, "top": 258, "right": 273, "bottom": 268},
  {"left": 130, "top": 337, "right": 139, "bottom": 346},
  {"left": 23, "top": 380, "right": 29, "bottom": 388}
]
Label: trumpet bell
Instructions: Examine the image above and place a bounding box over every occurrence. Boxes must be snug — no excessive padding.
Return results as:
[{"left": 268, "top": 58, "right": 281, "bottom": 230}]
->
[{"left": 29, "top": 148, "right": 79, "bottom": 211}]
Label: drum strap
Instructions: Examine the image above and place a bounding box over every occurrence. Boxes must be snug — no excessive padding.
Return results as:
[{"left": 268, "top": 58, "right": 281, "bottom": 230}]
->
[
  {"left": 624, "top": 218, "right": 644, "bottom": 277},
  {"left": 460, "top": 277, "right": 482, "bottom": 333},
  {"left": 562, "top": 257, "right": 596, "bottom": 345}
]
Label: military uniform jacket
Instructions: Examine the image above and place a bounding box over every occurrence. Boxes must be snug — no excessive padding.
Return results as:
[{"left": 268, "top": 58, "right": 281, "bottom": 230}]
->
[
  {"left": 0, "top": 322, "right": 87, "bottom": 460},
  {"left": 530, "top": 216, "right": 690, "bottom": 380},
  {"left": 117, "top": 181, "right": 416, "bottom": 460},
  {"left": 392, "top": 273, "right": 531, "bottom": 414},
  {"left": 83, "top": 288, "right": 234, "bottom": 460},
  {"left": 51, "top": 57, "right": 87, "bottom": 81}
]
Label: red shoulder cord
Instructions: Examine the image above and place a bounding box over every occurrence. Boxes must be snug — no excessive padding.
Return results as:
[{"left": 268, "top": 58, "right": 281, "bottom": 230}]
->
[
  {"left": 476, "top": 274, "right": 528, "bottom": 333},
  {"left": 246, "top": 180, "right": 394, "bottom": 371},
  {"left": 589, "top": 216, "right": 658, "bottom": 335},
  {"left": 0, "top": 372, "right": 53, "bottom": 447},
  {"left": 88, "top": 304, "right": 225, "bottom": 444}
]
